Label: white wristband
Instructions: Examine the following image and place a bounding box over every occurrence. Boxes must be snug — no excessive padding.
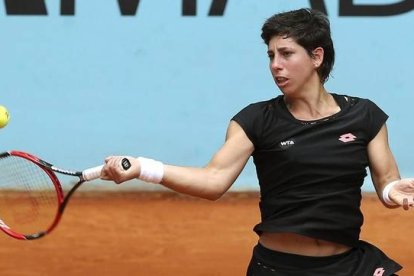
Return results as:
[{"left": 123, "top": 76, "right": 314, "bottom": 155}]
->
[
  {"left": 382, "top": 180, "right": 399, "bottom": 206},
  {"left": 137, "top": 157, "right": 164, "bottom": 184}
]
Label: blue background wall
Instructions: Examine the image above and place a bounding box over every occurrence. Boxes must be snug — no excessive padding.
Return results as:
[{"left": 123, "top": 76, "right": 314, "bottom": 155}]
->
[{"left": 1, "top": 0, "right": 413, "bottom": 191}]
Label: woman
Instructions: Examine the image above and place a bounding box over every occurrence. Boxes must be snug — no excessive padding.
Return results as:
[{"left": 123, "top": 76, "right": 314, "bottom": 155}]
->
[{"left": 101, "top": 8, "right": 411, "bottom": 275}]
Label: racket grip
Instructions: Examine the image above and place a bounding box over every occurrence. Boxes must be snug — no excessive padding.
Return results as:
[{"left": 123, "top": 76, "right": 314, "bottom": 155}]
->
[{"left": 82, "top": 165, "right": 104, "bottom": 181}]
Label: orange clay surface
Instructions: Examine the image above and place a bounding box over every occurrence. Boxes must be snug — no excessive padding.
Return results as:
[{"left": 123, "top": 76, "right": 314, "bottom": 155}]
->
[{"left": 0, "top": 192, "right": 413, "bottom": 276}]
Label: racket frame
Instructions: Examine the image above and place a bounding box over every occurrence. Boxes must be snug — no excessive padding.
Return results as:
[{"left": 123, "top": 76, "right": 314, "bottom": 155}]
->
[{"left": 0, "top": 150, "right": 87, "bottom": 240}]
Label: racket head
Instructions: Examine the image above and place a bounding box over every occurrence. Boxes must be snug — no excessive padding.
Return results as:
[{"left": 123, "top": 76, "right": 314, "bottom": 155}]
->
[{"left": 0, "top": 151, "right": 65, "bottom": 240}]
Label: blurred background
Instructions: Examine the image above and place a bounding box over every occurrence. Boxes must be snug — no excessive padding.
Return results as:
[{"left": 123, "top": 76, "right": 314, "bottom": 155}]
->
[{"left": 1, "top": 0, "right": 413, "bottom": 191}]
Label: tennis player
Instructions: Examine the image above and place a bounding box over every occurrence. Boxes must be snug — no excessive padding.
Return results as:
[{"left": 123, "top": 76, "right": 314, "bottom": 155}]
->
[{"left": 101, "top": 8, "right": 411, "bottom": 275}]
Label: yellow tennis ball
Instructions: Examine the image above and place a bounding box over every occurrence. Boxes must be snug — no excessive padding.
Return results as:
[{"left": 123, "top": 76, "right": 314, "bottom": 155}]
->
[{"left": 0, "top": 106, "right": 10, "bottom": 128}]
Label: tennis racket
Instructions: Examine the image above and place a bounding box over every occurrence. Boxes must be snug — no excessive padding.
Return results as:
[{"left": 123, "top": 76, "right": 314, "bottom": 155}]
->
[{"left": 0, "top": 150, "right": 131, "bottom": 240}]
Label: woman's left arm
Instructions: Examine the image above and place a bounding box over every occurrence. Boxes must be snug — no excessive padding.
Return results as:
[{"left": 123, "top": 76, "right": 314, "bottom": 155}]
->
[{"left": 368, "top": 124, "right": 414, "bottom": 209}]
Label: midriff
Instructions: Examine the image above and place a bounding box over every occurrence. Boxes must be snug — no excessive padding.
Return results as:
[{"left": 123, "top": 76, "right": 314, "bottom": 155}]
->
[{"left": 259, "top": 232, "right": 352, "bottom": 257}]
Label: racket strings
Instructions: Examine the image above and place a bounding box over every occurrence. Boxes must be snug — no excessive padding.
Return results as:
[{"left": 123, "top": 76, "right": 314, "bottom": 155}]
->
[{"left": 0, "top": 156, "right": 59, "bottom": 235}]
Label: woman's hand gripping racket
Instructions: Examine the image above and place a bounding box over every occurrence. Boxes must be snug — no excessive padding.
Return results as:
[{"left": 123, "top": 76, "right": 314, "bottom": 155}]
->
[{"left": 0, "top": 150, "right": 131, "bottom": 240}]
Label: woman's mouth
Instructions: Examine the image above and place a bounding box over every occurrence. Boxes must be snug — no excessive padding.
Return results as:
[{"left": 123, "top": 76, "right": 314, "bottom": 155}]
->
[{"left": 275, "top": 76, "right": 289, "bottom": 86}]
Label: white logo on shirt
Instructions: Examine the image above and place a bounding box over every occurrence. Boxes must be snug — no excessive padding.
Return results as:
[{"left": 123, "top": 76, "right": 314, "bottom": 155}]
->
[{"left": 279, "top": 140, "right": 295, "bottom": 149}]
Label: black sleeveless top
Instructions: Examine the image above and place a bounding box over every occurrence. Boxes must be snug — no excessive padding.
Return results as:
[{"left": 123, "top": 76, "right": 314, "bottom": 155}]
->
[{"left": 232, "top": 94, "right": 388, "bottom": 247}]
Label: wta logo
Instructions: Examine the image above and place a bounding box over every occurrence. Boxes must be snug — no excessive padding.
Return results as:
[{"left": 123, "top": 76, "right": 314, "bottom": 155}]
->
[{"left": 279, "top": 139, "right": 295, "bottom": 149}]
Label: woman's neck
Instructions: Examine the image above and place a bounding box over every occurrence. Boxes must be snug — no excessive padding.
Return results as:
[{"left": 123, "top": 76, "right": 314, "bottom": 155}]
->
[{"left": 283, "top": 89, "right": 340, "bottom": 121}]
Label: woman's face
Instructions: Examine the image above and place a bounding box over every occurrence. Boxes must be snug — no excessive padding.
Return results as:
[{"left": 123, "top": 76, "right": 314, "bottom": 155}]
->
[{"left": 267, "top": 35, "right": 321, "bottom": 95}]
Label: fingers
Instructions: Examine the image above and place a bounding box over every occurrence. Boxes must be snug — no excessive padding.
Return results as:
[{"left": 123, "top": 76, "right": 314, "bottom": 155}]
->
[
  {"left": 101, "top": 156, "right": 136, "bottom": 184},
  {"left": 389, "top": 179, "right": 414, "bottom": 210},
  {"left": 402, "top": 197, "right": 414, "bottom": 211},
  {"left": 403, "top": 198, "right": 409, "bottom": 211},
  {"left": 105, "top": 156, "right": 115, "bottom": 163}
]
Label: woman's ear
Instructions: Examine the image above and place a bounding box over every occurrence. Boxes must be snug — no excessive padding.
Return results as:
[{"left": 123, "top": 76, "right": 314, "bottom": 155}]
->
[{"left": 312, "top": 47, "right": 324, "bottom": 68}]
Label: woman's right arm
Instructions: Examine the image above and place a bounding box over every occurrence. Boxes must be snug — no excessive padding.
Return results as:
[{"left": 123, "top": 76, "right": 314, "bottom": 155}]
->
[{"left": 102, "top": 120, "right": 254, "bottom": 200}]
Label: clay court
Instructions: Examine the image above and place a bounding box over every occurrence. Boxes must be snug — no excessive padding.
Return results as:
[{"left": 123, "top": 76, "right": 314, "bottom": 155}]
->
[{"left": 0, "top": 192, "right": 412, "bottom": 276}]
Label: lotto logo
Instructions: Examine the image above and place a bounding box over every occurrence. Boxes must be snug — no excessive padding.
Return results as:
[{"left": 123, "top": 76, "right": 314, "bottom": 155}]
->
[
  {"left": 373, "top": 267, "right": 385, "bottom": 276},
  {"left": 338, "top": 133, "right": 357, "bottom": 143}
]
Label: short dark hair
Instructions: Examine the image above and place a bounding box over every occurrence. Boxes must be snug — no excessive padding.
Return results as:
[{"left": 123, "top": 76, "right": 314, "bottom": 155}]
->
[{"left": 261, "top": 8, "right": 335, "bottom": 83}]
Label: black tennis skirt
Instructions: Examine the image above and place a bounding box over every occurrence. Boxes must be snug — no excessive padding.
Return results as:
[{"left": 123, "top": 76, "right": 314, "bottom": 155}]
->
[{"left": 246, "top": 240, "right": 402, "bottom": 276}]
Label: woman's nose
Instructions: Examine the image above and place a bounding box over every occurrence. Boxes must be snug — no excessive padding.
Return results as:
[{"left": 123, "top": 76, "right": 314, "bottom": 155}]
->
[{"left": 270, "top": 57, "right": 282, "bottom": 71}]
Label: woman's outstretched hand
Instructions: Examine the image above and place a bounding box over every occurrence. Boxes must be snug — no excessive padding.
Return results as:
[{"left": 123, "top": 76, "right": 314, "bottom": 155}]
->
[{"left": 389, "top": 178, "right": 414, "bottom": 210}]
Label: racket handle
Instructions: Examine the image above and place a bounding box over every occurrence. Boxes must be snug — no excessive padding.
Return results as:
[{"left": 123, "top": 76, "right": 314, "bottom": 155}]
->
[{"left": 82, "top": 165, "right": 103, "bottom": 181}]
